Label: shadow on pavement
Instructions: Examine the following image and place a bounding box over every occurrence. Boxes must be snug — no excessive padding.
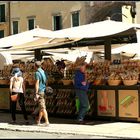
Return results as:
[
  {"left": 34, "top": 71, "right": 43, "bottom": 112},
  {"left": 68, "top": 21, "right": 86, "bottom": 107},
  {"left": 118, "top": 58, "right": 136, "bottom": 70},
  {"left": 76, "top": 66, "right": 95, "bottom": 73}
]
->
[{"left": 0, "top": 111, "right": 116, "bottom": 126}]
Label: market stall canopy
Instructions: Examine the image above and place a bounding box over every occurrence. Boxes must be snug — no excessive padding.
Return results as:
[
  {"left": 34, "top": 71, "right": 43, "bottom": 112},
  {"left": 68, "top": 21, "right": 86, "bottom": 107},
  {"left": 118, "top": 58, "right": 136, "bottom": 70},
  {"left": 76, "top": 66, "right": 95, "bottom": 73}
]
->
[
  {"left": 0, "top": 27, "right": 56, "bottom": 49},
  {"left": 111, "top": 43, "right": 140, "bottom": 57},
  {"left": 1, "top": 19, "right": 140, "bottom": 50},
  {"left": 0, "top": 19, "right": 140, "bottom": 61},
  {"left": 0, "top": 52, "right": 12, "bottom": 70},
  {"left": 43, "top": 49, "right": 93, "bottom": 63},
  {"left": 51, "top": 19, "right": 140, "bottom": 38},
  {"left": 1, "top": 19, "right": 140, "bottom": 51},
  {"left": 43, "top": 19, "right": 140, "bottom": 49},
  {"left": 107, "top": 30, "right": 140, "bottom": 57},
  {"left": 11, "top": 51, "right": 53, "bottom": 61},
  {"left": 29, "top": 20, "right": 140, "bottom": 61},
  {"left": 94, "top": 30, "right": 140, "bottom": 60},
  {"left": 4, "top": 37, "right": 81, "bottom": 51},
  {"left": 12, "top": 19, "right": 140, "bottom": 52},
  {"left": 0, "top": 26, "right": 81, "bottom": 51},
  {"left": 9, "top": 51, "right": 34, "bottom": 61}
]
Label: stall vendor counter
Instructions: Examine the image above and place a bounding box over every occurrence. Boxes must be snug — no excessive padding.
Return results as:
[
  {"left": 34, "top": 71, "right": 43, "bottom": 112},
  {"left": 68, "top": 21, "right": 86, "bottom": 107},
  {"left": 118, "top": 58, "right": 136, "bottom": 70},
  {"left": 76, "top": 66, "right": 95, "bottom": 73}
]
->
[{"left": 0, "top": 84, "right": 140, "bottom": 122}]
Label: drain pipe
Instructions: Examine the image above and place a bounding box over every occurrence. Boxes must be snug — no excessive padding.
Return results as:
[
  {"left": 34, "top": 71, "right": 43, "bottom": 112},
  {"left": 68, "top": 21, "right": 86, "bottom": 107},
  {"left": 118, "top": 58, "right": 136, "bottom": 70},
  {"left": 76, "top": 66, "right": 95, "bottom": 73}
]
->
[{"left": 8, "top": 1, "right": 11, "bottom": 35}]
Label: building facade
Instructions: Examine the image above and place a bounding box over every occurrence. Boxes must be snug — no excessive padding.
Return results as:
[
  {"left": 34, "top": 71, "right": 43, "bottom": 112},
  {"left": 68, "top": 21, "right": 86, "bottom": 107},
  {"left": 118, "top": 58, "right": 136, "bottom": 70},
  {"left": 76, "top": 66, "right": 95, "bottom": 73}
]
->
[
  {"left": 0, "top": 1, "right": 136, "bottom": 38},
  {"left": 0, "top": 1, "right": 10, "bottom": 38},
  {"left": 136, "top": 2, "right": 140, "bottom": 24},
  {"left": 9, "top": 1, "right": 88, "bottom": 33}
]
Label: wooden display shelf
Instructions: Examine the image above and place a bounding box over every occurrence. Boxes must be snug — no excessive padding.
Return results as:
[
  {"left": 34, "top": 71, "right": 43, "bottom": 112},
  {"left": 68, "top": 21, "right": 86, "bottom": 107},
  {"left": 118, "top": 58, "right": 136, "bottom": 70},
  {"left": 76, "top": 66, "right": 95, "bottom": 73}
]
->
[{"left": 0, "top": 84, "right": 140, "bottom": 122}]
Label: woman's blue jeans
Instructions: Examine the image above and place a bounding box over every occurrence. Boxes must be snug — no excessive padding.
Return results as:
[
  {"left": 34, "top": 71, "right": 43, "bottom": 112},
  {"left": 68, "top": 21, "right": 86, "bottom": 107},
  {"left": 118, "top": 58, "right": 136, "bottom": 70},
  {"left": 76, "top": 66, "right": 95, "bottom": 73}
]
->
[{"left": 75, "top": 89, "right": 89, "bottom": 121}]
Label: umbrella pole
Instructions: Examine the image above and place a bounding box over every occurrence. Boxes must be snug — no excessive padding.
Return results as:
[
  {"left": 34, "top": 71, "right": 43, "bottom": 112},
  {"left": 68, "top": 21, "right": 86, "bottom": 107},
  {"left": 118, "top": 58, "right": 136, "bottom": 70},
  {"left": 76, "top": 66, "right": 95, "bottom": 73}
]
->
[
  {"left": 104, "top": 38, "right": 111, "bottom": 60},
  {"left": 34, "top": 49, "right": 42, "bottom": 61}
]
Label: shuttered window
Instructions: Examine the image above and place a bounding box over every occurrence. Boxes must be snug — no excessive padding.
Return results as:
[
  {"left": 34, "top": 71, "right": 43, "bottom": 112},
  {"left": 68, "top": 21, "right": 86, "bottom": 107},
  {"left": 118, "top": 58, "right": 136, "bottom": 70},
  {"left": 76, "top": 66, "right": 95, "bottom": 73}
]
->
[
  {"left": 0, "top": 4, "right": 5, "bottom": 22},
  {"left": 53, "top": 15, "right": 62, "bottom": 31},
  {"left": 0, "top": 30, "right": 4, "bottom": 38},
  {"left": 13, "top": 21, "right": 19, "bottom": 34},
  {"left": 72, "top": 11, "right": 79, "bottom": 27},
  {"left": 28, "top": 19, "right": 35, "bottom": 30}
]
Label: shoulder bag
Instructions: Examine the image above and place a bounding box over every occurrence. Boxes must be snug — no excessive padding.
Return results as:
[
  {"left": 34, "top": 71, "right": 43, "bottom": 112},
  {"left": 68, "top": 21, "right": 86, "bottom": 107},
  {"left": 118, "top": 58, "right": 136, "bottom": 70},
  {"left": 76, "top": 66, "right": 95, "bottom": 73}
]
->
[{"left": 10, "top": 78, "right": 22, "bottom": 102}]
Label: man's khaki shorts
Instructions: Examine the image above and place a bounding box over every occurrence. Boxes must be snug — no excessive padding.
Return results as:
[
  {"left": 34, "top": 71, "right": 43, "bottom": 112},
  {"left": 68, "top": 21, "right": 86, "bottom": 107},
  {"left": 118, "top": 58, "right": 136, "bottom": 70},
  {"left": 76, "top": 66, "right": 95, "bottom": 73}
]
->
[{"left": 38, "top": 92, "right": 46, "bottom": 110}]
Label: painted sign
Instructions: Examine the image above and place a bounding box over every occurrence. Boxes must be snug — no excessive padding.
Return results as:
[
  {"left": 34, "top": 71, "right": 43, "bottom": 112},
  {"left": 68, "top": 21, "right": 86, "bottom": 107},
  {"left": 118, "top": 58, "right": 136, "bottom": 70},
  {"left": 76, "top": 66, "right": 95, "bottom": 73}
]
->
[
  {"left": 97, "top": 90, "right": 116, "bottom": 117},
  {"left": 119, "top": 90, "right": 138, "bottom": 118}
]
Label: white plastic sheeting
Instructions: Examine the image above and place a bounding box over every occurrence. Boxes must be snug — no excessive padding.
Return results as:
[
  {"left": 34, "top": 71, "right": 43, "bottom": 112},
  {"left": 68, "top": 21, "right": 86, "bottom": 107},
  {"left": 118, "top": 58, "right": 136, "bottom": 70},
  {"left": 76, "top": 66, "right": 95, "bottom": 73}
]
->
[
  {"left": 47, "top": 50, "right": 93, "bottom": 63},
  {"left": 111, "top": 30, "right": 140, "bottom": 56},
  {"left": 0, "top": 52, "right": 12, "bottom": 70},
  {"left": 0, "top": 20, "right": 140, "bottom": 62},
  {"left": 0, "top": 20, "right": 140, "bottom": 51},
  {"left": 10, "top": 51, "right": 34, "bottom": 61},
  {"left": 0, "top": 27, "right": 54, "bottom": 49},
  {"left": 51, "top": 19, "right": 140, "bottom": 38}
]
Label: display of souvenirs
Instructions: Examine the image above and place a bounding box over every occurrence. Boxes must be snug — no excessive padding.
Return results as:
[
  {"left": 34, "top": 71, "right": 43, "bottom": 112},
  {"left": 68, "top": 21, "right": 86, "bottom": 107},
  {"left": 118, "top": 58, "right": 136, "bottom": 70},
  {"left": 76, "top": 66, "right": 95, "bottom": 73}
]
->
[
  {"left": 84, "top": 59, "right": 140, "bottom": 86},
  {"left": 1, "top": 57, "right": 140, "bottom": 86},
  {"left": 67, "top": 56, "right": 86, "bottom": 71},
  {"left": 24, "top": 87, "right": 95, "bottom": 117},
  {"left": 1, "top": 56, "right": 140, "bottom": 119}
]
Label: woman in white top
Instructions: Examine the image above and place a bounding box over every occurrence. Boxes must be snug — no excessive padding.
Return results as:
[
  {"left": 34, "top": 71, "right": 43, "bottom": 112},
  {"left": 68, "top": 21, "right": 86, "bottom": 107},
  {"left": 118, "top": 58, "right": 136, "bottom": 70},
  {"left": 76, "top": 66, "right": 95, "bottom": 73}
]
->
[{"left": 10, "top": 67, "right": 29, "bottom": 124}]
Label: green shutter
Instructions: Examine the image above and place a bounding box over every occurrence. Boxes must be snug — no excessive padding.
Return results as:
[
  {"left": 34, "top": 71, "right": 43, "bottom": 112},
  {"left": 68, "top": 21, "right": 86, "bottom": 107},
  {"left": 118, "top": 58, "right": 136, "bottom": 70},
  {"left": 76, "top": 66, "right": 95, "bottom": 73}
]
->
[
  {"left": 0, "top": 4, "right": 5, "bottom": 22},
  {"left": 53, "top": 15, "right": 62, "bottom": 31},
  {"left": 28, "top": 19, "right": 34, "bottom": 30},
  {"left": 59, "top": 16, "right": 62, "bottom": 30},
  {"left": 53, "top": 16, "right": 56, "bottom": 31},
  {"left": 0, "top": 30, "right": 4, "bottom": 38},
  {"left": 13, "top": 21, "right": 18, "bottom": 34},
  {"left": 72, "top": 12, "right": 79, "bottom": 27}
]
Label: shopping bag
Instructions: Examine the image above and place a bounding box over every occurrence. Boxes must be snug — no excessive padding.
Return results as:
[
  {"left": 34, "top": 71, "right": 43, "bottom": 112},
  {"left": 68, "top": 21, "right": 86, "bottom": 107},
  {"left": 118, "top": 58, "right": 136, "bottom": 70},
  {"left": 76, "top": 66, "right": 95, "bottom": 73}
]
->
[
  {"left": 11, "top": 94, "right": 18, "bottom": 101},
  {"left": 75, "top": 98, "right": 90, "bottom": 112},
  {"left": 45, "top": 86, "right": 53, "bottom": 96},
  {"left": 76, "top": 97, "right": 80, "bottom": 112}
]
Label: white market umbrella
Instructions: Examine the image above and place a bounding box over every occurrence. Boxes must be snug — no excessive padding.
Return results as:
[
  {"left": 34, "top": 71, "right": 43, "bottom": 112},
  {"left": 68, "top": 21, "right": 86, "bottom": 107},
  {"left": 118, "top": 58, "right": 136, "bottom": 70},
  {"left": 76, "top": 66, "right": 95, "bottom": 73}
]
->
[
  {"left": 0, "top": 52, "right": 13, "bottom": 70},
  {"left": 50, "top": 19, "right": 140, "bottom": 38},
  {"left": 0, "top": 27, "right": 54, "bottom": 49}
]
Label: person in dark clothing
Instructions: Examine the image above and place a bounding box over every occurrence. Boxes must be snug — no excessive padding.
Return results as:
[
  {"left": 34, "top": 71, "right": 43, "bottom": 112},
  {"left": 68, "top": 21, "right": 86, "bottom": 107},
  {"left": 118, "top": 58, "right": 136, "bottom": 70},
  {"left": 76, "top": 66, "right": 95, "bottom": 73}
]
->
[{"left": 74, "top": 62, "right": 90, "bottom": 124}]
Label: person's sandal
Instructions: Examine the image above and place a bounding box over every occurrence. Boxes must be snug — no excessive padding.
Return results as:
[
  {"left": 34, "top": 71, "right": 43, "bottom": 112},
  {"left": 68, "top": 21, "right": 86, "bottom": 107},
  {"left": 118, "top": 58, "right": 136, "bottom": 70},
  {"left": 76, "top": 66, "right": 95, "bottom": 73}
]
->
[
  {"left": 36, "top": 120, "right": 41, "bottom": 126},
  {"left": 42, "top": 122, "right": 50, "bottom": 126}
]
